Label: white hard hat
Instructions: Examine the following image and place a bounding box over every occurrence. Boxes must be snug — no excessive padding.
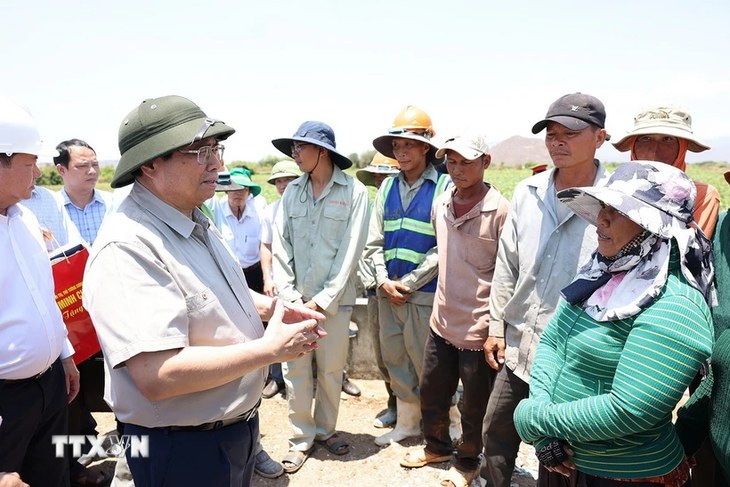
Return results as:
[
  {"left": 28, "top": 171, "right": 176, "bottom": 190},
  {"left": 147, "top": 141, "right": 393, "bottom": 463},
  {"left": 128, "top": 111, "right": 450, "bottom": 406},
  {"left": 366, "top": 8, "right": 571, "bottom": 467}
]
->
[{"left": 0, "top": 96, "right": 58, "bottom": 157}]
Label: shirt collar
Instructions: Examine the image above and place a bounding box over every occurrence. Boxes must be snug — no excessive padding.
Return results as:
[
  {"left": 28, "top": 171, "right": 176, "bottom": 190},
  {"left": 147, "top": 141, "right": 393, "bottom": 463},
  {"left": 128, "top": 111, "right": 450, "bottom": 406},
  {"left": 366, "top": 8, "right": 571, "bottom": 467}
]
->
[
  {"left": 60, "top": 187, "right": 106, "bottom": 208},
  {"left": 529, "top": 159, "right": 607, "bottom": 194},
  {"left": 292, "top": 164, "right": 349, "bottom": 189},
  {"left": 129, "top": 182, "right": 198, "bottom": 238},
  {"left": 445, "top": 184, "right": 502, "bottom": 223},
  {"left": 221, "top": 195, "right": 255, "bottom": 221},
  {"left": 397, "top": 163, "right": 440, "bottom": 186},
  {"left": 1, "top": 203, "right": 22, "bottom": 222}
]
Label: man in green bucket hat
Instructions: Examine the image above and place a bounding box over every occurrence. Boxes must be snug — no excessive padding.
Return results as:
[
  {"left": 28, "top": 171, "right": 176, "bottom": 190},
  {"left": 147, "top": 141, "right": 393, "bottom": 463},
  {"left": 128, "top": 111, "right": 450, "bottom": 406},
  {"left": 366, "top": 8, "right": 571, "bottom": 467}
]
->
[
  {"left": 83, "top": 95, "right": 327, "bottom": 486},
  {"left": 213, "top": 166, "right": 265, "bottom": 293}
]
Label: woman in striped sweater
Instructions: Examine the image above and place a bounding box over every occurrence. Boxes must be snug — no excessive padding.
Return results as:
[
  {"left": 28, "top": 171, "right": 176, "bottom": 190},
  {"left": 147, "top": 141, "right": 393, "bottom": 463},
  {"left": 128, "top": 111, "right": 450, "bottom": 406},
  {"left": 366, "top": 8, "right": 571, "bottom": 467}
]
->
[{"left": 513, "top": 161, "right": 716, "bottom": 487}]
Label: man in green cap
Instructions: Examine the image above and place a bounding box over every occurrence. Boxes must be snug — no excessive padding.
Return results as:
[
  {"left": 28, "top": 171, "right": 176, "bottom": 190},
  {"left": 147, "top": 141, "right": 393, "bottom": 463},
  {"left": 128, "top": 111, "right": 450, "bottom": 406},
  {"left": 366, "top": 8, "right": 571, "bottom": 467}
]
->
[
  {"left": 212, "top": 166, "right": 265, "bottom": 293},
  {"left": 83, "top": 95, "right": 327, "bottom": 486}
]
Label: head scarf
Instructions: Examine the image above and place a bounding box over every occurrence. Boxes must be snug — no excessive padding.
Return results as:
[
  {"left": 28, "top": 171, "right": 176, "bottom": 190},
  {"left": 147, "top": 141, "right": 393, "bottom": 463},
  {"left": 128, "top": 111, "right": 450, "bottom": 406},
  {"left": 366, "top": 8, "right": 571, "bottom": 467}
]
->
[{"left": 559, "top": 161, "right": 715, "bottom": 321}]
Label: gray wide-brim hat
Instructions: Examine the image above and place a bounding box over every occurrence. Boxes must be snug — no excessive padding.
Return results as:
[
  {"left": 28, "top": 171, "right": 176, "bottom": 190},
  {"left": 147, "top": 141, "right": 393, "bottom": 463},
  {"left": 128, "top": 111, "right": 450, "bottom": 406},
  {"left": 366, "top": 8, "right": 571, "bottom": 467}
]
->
[
  {"left": 113, "top": 95, "right": 235, "bottom": 188},
  {"left": 372, "top": 131, "right": 442, "bottom": 164},
  {"left": 557, "top": 160, "right": 696, "bottom": 239},
  {"left": 612, "top": 105, "right": 710, "bottom": 153},
  {"left": 271, "top": 121, "right": 352, "bottom": 170}
]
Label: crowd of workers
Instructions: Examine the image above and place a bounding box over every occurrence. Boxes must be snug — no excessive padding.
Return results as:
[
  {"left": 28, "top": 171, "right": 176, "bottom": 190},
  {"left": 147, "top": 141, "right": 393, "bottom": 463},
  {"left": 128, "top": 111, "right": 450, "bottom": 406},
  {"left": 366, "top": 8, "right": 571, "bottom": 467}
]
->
[{"left": 0, "top": 92, "right": 729, "bottom": 487}]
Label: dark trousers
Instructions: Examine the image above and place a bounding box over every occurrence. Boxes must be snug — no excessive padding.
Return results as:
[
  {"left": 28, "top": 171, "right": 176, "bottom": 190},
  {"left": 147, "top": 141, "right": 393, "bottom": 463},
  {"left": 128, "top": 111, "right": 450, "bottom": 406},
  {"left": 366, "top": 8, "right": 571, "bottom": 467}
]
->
[
  {"left": 537, "top": 465, "right": 677, "bottom": 487},
  {"left": 269, "top": 362, "right": 284, "bottom": 386},
  {"left": 67, "top": 355, "right": 102, "bottom": 478},
  {"left": 125, "top": 414, "right": 259, "bottom": 487},
  {"left": 480, "top": 365, "right": 530, "bottom": 487},
  {"left": 0, "top": 357, "right": 70, "bottom": 487},
  {"left": 242, "top": 262, "right": 264, "bottom": 294},
  {"left": 421, "top": 330, "right": 495, "bottom": 473}
]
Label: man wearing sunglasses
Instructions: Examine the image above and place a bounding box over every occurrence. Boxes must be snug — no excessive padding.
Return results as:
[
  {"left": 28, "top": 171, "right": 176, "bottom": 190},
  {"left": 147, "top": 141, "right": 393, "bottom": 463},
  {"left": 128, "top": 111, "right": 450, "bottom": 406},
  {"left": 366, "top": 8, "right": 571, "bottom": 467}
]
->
[
  {"left": 365, "top": 106, "right": 452, "bottom": 446},
  {"left": 83, "top": 96, "right": 327, "bottom": 486}
]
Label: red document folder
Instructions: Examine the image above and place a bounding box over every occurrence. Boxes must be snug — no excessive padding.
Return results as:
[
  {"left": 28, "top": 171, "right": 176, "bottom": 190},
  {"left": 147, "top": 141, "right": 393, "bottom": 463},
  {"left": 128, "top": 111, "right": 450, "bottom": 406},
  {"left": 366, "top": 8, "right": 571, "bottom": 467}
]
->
[{"left": 51, "top": 244, "right": 100, "bottom": 365}]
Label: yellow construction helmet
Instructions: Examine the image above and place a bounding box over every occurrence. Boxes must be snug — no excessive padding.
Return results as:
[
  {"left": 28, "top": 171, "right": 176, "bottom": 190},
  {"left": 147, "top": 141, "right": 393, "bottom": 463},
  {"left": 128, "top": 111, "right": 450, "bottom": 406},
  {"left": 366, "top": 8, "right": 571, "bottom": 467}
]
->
[
  {"left": 372, "top": 105, "right": 442, "bottom": 163},
  {"left": 356, "top": 152, "right": 400, "bottom": 187},
  {"left": 390, "top": 105, "right": 436, "bottom": 138}
]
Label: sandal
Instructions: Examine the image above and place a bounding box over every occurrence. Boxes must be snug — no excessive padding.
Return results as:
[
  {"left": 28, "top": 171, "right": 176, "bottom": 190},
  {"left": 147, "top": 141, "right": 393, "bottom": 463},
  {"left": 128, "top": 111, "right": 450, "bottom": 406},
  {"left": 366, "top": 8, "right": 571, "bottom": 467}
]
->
[
  {"left": 439, "top": 466, "right": 477, "bottom": 487},
  {"left": 400, "top": 447, "right": 452, "bottom": 468},
  {"left": 315, "top": 433, "right": 350, "bottom": 456},
  {"left": 281, "top": 445, "right": 315, "bottom": 474}
]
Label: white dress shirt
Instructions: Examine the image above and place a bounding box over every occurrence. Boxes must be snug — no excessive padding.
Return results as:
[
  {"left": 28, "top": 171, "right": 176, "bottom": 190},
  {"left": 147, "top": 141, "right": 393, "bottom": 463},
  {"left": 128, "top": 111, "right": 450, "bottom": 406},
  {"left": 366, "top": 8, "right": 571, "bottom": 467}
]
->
[
  {"left": 213, "top": 196, "right": 262, "bottom": 268},
  {"left": 260, "top": 199, "right": 281, "bottom": 246},
  {"left": 0, "top": 204, "right": 74, "bottom": 379}
]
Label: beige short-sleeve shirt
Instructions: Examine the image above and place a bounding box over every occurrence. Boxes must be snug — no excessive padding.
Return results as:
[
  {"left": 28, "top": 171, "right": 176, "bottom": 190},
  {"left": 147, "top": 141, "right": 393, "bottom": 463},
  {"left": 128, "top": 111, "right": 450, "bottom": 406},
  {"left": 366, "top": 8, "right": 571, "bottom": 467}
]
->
[{"left": 83, "top": 182, "right": 265, "bottom": 428}]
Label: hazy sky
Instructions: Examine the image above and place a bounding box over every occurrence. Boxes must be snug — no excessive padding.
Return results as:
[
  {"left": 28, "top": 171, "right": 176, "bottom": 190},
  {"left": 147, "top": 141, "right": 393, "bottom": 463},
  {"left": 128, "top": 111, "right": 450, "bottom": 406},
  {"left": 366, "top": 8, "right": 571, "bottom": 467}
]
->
[{"left": 2, "top": 0, "right": 729, "bottom": 163}]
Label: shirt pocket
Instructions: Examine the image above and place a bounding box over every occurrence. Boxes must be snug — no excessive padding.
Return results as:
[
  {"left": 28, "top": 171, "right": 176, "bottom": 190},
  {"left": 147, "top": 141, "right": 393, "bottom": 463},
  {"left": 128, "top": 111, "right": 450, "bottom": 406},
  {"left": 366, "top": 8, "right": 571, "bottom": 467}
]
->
[
  {"left": 244, "top": 235, "right": 261, "bottom": 259},
  {"left": 185, "top": 287, "right": 242, "bottom": 346},
  {"left": 464, "top": 235, "right": 498, "bottom": 272},
  {"left": 288, "top": 203, "right": 307, "bottom": 238},
  {"left": 322, "top": 204, "right": 349, "bottom": 242}
]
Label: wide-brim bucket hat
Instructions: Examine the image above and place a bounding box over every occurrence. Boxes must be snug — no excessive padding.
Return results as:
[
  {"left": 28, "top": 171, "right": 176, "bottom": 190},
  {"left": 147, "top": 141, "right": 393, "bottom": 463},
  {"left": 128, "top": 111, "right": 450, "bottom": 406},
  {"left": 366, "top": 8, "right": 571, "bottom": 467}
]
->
[
  {"left": 557, "top": 160, "right": 696, "bottom": 240},
  {"left": 216, "top": 167, "right": 261, "bottom": 196},
  {"left": 612, "top": 105, "right": 710, "bottom": 153},
  {"left": 271, "top": 121, "right": 352, "bottom": 170},
  {"left": 372, "top": 131, "right": 442, "bottom": 165},
  {"left": 113, "top": 95, "right": 235, "bottom": 188},
  {"left": 267, "top": 160, "right": 303, "bottom": 184}
]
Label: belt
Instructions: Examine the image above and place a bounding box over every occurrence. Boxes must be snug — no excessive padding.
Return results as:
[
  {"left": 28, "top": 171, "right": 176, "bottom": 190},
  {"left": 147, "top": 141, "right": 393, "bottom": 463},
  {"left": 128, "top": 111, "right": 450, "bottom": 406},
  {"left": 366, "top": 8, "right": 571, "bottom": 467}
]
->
[
  {"left": 2, "top": 363, "right": 53, "bottom": 385},
  {"left": 242, "top": 261, "right": 261, "bottom": 272},
  {"left": 166, "top": 398, "right": 261, "bottom": 432}
]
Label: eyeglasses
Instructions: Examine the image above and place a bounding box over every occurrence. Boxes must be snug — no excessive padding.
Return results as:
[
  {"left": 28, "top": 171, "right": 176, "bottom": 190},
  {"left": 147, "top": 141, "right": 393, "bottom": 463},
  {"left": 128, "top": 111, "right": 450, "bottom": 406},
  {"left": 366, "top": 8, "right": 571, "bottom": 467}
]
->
[
  {"left": 179, "top": 144, "right": 225, "bottom": 165},
  {"left": 388, "top": 127, "right": 434, "bottom": 139},
  {"left": 291, "top": 142, "right": 311, "bottom": 155}
]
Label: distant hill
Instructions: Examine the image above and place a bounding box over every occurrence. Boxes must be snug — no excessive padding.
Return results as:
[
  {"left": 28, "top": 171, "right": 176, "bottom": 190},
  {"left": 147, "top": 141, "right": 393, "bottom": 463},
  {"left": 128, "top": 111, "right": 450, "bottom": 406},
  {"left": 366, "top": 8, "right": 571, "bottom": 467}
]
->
[{"left": 489, "top": 136, "right": 551, "bottom": 166}]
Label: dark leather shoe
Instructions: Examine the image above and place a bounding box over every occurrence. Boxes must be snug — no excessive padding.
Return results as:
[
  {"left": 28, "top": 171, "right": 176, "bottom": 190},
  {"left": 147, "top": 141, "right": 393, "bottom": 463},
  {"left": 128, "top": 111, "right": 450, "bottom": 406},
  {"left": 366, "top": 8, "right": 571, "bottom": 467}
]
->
[
  {"left": 262, "top": 380, "right": 281, "bottom": 399},
  {"left": 342, "top": 378, "right": 361, "bottom": 397}
]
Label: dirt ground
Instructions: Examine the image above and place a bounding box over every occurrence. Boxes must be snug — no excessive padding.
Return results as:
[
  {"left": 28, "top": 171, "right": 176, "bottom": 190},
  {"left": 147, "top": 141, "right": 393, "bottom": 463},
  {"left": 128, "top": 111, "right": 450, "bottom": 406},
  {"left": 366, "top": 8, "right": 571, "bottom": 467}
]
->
[{"left": 91, "top": 379, "right": 537, "bottom": 487}]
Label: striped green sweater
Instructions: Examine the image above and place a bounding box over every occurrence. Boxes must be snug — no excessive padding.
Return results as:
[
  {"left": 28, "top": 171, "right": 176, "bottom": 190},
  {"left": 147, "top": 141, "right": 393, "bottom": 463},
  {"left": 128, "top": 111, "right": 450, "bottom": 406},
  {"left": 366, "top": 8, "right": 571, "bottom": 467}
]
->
[{"left": 514, "top": 249, "right": 713, "bottom": 479}]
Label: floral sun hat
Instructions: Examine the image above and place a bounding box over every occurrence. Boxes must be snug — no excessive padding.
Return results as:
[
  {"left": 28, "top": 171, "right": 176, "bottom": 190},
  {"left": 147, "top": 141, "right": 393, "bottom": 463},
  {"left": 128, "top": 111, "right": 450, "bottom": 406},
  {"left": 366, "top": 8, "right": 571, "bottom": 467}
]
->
[
  {"left": 557, "top": 160, "right": 695, "bottom": 239},
  {"left": 558, "top": 160, "right": 715, "bottom": 321}
]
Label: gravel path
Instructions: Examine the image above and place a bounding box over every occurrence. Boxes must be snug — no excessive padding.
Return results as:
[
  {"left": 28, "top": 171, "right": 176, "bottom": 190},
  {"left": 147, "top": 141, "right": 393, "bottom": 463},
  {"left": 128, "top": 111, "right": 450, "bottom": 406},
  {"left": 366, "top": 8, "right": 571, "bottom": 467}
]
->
[{"left": 92, "top": 379, "right": 538, "bottom": 486}]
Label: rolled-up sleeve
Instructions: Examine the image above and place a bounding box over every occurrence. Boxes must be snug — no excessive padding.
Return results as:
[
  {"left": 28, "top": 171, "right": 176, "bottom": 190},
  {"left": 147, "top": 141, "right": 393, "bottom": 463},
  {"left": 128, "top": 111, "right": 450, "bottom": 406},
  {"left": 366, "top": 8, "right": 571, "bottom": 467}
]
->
[{"left": 84, "top": 242, "right": 189, "bottom": 369}]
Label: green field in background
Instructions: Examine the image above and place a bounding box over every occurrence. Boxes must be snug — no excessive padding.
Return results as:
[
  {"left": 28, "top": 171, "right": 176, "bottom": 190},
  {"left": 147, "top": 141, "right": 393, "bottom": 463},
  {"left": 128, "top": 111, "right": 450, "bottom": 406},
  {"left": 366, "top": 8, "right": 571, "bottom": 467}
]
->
[{"left": 44, "top": 164, "right": 730, "bottom": 210}]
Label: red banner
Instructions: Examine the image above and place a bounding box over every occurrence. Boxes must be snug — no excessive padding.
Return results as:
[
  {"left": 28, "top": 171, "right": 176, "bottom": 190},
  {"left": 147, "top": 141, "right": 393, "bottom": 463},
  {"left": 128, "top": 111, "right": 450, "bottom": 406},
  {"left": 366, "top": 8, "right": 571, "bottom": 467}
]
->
[{"left": 51, "top": 245, "right": 100, "bottom": 365}]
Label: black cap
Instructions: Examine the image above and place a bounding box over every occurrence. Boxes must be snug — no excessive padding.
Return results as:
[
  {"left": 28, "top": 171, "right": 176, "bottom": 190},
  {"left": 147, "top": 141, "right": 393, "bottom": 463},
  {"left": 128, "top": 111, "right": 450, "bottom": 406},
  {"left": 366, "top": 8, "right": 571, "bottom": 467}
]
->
[{"left": 531, "top": 93, "right": 606, "bottom": 134}]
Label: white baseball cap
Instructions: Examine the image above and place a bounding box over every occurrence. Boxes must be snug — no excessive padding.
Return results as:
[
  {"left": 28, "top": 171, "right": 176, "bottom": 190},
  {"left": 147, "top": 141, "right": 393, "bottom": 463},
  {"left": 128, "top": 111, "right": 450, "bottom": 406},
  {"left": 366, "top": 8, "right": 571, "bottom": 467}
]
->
[{"left": 435, "top": 133, "right": 489, "bottom": 160}]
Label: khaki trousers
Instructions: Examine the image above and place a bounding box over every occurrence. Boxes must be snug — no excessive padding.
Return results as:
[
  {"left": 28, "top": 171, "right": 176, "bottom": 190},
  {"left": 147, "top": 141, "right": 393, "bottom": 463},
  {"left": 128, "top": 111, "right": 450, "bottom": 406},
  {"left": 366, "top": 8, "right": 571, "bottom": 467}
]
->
[
  {"left": 283, "top": 308, "right": 352, "bottom": 451},
  {"left": 378, "top": 297, "right": 432, "bottom": 404}
]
